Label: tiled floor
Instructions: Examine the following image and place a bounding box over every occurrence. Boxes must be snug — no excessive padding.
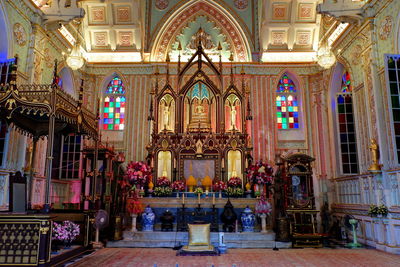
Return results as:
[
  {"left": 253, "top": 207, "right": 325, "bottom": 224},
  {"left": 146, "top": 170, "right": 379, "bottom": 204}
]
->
[{"left": 67, "top": 247, "right": 400, "bottom": 267}]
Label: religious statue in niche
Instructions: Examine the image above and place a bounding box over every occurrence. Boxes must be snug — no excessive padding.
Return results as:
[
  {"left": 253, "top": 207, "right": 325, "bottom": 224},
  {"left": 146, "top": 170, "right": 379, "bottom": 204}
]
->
[
  {"left": 225, "top": 94, "right": 241, "bottom": 132},
  {"left": 186, "top": 82, "right": 215, "bottom": 132},
  {"left": 159, "top": 94, "right": 174, "bottom": 132}
]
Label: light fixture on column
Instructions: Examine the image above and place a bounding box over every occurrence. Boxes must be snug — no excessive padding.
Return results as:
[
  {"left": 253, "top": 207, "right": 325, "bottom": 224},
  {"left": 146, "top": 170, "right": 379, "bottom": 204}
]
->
[
  {"left": 317, "top": 44, "right": 336, "bottom": 69},
  {"left": 66, "top": 20, "right": 85, "bottom": 70}
]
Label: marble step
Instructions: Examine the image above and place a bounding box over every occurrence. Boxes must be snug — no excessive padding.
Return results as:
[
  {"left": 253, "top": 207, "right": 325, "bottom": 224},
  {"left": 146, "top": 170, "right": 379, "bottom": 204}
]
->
[{"left": 107, "top": 231, "right": 291, "bottom": 249}]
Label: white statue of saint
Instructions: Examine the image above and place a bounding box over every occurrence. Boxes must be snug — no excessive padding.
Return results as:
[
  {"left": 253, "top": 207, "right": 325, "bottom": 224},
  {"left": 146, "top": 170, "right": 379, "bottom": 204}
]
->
[
  {"left": 230, "top": 105, "right": 237, "bottom": 130},
  {"left": 163, "top": 104, "right": 170, "bottom": 130}
]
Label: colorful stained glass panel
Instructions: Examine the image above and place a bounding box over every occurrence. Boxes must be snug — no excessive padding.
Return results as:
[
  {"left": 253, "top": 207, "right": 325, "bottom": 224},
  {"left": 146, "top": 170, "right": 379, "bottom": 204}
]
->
[
  {"left": 103, "top": 77, "right": 126, "bottom": 130},
  {"left": 277, "top": 73, "right": 296, "bottom": 93},
  {"left": 276, "top": 94, "right": 299, "bottom": 129}
]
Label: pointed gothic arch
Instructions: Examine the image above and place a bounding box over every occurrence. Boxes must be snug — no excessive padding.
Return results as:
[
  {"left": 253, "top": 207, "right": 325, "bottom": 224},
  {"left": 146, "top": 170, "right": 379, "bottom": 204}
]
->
[{"left": 150, "top": 0, "right": 252, "bottom": 62}]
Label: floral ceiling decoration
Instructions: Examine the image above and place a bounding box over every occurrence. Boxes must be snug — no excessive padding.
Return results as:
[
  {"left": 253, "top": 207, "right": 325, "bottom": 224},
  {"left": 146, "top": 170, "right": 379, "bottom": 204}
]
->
[
  {"left": 169, "top": 15, "right": 232, "bottom": 62},
  {"left": 151, "top": 1, "right": 251, "bottom": 62}
]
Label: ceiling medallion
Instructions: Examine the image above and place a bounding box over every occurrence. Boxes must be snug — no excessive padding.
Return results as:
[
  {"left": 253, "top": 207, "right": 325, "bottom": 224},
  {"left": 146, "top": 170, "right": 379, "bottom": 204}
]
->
[
  {"left": 234, "top": 0, "right": 248, "bottom": 10},
  {"left": 155, "top": 0, "right": 169, "bottom": 10},
  {"left": 13, "top": 23, "right": 27, "bottom": 46}
]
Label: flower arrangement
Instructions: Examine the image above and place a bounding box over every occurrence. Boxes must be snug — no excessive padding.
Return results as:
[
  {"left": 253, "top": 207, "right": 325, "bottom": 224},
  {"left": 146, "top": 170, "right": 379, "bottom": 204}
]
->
[
  {"left": 154, "top": 186, "right": 173, "bottom": 197},
  {"left": 246, "top": 160, "right": 274, "bottom": 185},
  {"left": 125, "top": 161, "right": 152, "bottom": 187},
  {"left": 172, "top": 180, "right": 186, "bottom": 192},
  {"left": 226, "top": 187, "right": 244, "bottom": 197},
  {"left": 255, "top": 194, "right": 272, "bottom": 215},
  {"left": 193, "top": 187, "right": 204, "bottom": 194},
  {"left": 156, "top": 176, "right": 171, "bottom": 187},
  {"left": 126, "top": 190, "right": 144, "bottom": 214},
  {"left": 52, "top": 221, "right": 80, "bottom": 242},
  {"left": 213, "top": 181, "right": 227, "bottom": 192},
  {"left": 227, "top": 177, "right": 242, "bottom": 188},
  {"left": 368, "top": 204, "right": 388, "bottom": 217}
]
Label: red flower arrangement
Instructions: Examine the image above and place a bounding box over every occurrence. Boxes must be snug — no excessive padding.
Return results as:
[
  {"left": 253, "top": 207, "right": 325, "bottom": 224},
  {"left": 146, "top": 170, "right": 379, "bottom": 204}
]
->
[
  {"left": 213, "top": 181, "right": 227, "bottom": 191},
  {"left": 172, "top": 180, "right": 186, "bottom": 192},
  {"left": 246, "top": 160, "right": 274, "bottom": 185},
  {"left": 156, "top": 176, "right": 171, "bottom": 187},
  {"left": 126, "top": 190, "right": 144, "bottom": 214},
  {"left": 228, "top": 177, "right": 242, "bottom": 188},
  {"left": 125, "top": 161, "right": 152, "bottom": 187}
]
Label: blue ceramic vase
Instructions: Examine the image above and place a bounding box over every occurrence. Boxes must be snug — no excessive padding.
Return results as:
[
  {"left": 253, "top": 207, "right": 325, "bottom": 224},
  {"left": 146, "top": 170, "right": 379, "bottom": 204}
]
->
[
  {"left": 241, "top": 206, "right": 255, "bottom": 232},
  {"left": 142, "top": 206, "right": 155, "bottom": 231}
]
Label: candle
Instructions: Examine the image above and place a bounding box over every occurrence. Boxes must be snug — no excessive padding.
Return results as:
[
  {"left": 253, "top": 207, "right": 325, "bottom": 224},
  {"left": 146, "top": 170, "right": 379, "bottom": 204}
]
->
[
  {"left": 212, "top": 193, "right": 215, "bottom": 205},
  {"left": 198, "top": 193, "right": 200, "bottom": 204},
  {"left": 221, "top": 158, "right": 225, "bottom": 169},
  {"left": 182, "top": 193, "right": 185, "bottom": 204},
  {"left": 206, "top": 190, "right": 209, "bottom": 196}
]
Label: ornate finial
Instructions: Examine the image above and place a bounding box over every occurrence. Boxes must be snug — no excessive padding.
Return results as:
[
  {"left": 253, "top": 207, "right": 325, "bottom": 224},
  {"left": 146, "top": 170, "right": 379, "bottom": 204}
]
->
[
  {"left": 229, "top": 52, "right": 234, "bottom": 62},
  {"left": 166, "top": 53, "right": 170, "bottom": 62},
  {"left": 178, "top": 41, "right": 182, "bottom": 51},
  {"left": 217, "top": 42, "right": 222, "bottom": 51}
]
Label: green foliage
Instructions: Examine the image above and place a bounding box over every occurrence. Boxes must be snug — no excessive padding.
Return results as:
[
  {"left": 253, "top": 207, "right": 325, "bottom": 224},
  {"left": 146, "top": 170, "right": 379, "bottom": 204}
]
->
[
  {"left": 226, "top": 187, "right": 244, "bottom": 197},
  {"left": 368, "top": 204, "right": 388, "bottom": 217},
  {"left": 153, "top": 186, "right": 172, "bottom": 197}
]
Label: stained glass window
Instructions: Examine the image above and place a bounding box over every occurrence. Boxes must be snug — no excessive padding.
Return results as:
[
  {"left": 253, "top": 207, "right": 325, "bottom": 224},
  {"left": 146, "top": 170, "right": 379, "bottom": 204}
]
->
[
  {"left": 103, "top": 76, "right": 126, "bottom": 130},
  {"left": 386, "top": 56, "right": 400, "bottom": 162},
  {"left": 336, "top": 71, "right": 358, "bottom": 174},
  {"left": 276, "top": 74, "right": 299, "bottom": 129},
  {"left": 277, "top": 73, "right": 296, "bottom": 93}
]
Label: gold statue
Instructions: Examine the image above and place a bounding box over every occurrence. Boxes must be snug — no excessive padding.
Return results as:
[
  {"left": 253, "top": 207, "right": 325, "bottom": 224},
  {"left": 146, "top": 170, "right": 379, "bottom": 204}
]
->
[
  {"left": 368, "top": 138, "right": 381, "bottom": 171},
  {"left": 189, "top": 100, "right": 211, "bottom": 131}
]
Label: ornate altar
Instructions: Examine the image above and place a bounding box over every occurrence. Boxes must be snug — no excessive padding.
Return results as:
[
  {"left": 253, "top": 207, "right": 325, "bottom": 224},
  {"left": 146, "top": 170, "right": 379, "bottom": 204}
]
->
[
  {"left": 147, "top": 40, "right": 253, "bottom": 186},
  {"left": 282, "top": 153, "right": 322, "bottom": 247}
]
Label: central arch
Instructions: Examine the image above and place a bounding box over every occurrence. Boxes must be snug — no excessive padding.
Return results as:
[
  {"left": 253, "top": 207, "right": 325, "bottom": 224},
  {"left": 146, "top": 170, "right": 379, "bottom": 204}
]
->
[{"left": 150, "top": 0, "right": 252, "bottom": 62}]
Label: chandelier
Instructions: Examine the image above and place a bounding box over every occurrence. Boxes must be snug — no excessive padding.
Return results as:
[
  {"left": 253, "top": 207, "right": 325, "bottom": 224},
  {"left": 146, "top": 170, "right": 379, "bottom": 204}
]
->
[
  {"left": 317, "top": 45, "right": 336, "bottom": 69},
  {"left": 66, "top": 20, "right": 85, "bottom": 70}
]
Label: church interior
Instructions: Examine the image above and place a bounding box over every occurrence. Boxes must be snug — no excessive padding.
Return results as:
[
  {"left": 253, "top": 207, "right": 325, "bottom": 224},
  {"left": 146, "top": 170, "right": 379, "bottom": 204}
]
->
[{"left": 1, "top": 0, "right": 400, "bottom": 266}]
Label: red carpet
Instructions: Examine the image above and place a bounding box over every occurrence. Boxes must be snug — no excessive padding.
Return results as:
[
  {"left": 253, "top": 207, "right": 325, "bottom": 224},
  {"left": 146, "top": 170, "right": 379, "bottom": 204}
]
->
[{"left": 68, "top": 248, "right": 400, "bottom": 267}]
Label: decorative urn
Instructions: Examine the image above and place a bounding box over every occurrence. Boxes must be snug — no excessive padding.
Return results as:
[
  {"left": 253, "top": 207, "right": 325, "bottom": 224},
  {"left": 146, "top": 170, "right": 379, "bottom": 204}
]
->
[
  {"left": 142, "top": 205, "right": 155, "bottom": 231},
  {"left": 241, "top": 205, "right": 255, "bottom": 232},
  {"left": 221, "top": 199, "right": 237, "bottom": 232},
  {"left": 160, "top": 210, "right": 174, "bottom": 231}
]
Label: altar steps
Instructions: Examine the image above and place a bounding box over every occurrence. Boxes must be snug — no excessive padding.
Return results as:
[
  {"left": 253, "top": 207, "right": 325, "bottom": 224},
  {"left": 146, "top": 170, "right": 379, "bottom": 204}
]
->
[{"left": 107, "top": 231, "right": 292, "bottom": 249}]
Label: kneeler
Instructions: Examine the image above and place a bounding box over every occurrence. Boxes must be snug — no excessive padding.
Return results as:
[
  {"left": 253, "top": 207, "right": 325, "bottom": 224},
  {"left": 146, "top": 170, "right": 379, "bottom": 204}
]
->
[{"left": 178, "top": 223, "right": 219, "bottom": 255}]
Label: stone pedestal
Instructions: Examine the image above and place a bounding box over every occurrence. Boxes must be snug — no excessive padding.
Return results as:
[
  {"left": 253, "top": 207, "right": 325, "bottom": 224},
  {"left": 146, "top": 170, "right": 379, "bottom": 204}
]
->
[
  {"left": 260, "top": 213, "right": 267, "bottom": 233},
  {"left": 131, "top": 213, "right": 138, "bottom": 232}
]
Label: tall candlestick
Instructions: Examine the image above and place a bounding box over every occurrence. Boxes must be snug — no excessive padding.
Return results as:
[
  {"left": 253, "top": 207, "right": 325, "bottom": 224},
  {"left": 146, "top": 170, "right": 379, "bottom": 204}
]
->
[
  {"left": 198, "top": 193, "right": 200, "bottom": 204},
  {"left": 182, "top": 193, "right": 185, "bottom": 204},
  {"left": 221, "top": 158, "right": 224, "bottom": 169},
  {"left": 212, "top": 193, "right": 215, "bottom": 205}
]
